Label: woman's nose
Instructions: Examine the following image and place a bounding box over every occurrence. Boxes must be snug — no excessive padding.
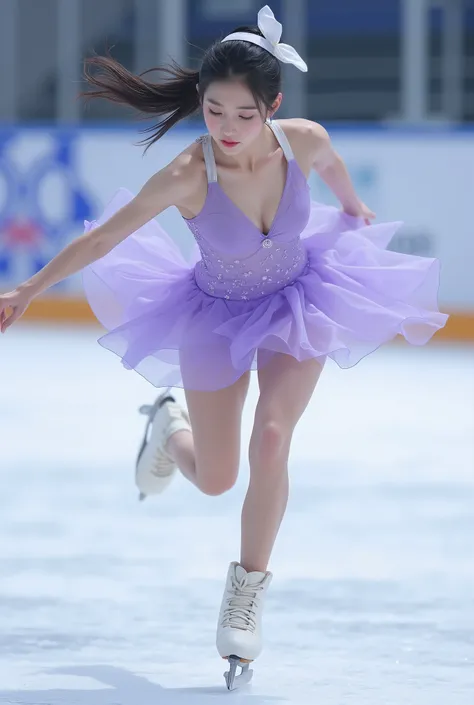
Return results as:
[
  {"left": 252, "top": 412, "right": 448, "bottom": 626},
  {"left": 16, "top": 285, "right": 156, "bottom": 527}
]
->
[{"left": 221, "top": 120, "right": 237, "bottom": 136}]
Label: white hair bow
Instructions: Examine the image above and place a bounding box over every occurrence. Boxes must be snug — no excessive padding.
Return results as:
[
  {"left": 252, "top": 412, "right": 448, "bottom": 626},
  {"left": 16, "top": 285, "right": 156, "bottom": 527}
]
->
[{"left": 221, "top": 5, "right": 308, "bottom": 73}]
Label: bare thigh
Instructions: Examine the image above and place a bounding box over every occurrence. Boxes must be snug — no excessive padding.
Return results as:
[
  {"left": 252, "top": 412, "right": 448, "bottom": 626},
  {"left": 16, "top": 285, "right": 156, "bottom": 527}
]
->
[
  {"left": 251, "top": 354, "right": 324, "bottom": 461},
  {"left": 184, "top": 371, "right": 250, "bottom": 495}
]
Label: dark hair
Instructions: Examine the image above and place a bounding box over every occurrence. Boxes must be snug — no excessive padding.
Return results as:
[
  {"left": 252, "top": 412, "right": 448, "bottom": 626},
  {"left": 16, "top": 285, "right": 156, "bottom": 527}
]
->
[{"left": 82, "top": 26, "right": 281, "bottom": 152}]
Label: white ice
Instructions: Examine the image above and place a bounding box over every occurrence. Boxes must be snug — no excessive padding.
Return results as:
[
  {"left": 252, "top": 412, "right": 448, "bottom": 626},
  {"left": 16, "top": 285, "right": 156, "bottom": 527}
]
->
[{"left": 1, "top": 324, "right": 473, "bottom": 704}]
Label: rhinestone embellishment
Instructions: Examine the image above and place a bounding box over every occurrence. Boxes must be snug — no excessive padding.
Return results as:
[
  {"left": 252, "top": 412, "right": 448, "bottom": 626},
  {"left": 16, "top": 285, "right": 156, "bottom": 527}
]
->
[{"left": 190, "top": 216, "right": 309, "bottom": 302}]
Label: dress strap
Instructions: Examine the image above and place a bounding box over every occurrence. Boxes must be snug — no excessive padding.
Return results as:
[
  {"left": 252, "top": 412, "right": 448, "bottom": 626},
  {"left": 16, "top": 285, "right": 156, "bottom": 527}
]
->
[
  {"left": 266, "top": 120, "right": 294, "bottom": 161},
  {"left": 198, "top": 134, "right": 218, "bottom": 183}
]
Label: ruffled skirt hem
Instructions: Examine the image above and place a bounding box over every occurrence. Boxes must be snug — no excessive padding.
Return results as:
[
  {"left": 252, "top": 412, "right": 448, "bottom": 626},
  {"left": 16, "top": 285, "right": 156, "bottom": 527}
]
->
[{"left": 82, "top": 188, "right": 449, "bottom": 391}]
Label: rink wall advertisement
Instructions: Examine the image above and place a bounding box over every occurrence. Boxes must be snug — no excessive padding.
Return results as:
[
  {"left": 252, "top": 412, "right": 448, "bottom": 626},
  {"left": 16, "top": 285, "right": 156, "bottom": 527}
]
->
[{"left": 0, "top": 126, "right": 472, "bottom": 340}]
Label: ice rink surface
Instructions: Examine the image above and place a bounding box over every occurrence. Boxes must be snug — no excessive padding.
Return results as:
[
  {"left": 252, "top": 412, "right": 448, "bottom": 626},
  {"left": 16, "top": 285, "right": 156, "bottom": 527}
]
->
[{"left": 1, "top": 324, "right": 473, "bottom": 704}]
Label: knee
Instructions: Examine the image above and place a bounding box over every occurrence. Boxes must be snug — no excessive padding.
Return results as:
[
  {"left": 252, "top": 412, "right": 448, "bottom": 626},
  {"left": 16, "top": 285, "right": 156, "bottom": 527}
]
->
[
  {"left": 199, "top": 478, "right": 237, "bottom": 496},
  {"left": 250, "top": 419, "right": 289, "bottom": 463},
  {"left": 197, "top": 466, "right": 238, "bottom": 497}
]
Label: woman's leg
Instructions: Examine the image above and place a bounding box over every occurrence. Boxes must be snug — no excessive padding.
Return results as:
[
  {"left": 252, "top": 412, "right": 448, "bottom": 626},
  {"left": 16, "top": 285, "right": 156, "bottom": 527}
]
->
[
  {"left": 240, "top": 354, "right": 324, "bottom": 573},
  {"left": 166, "top": 371, "right": 250, "bottom": 496}
]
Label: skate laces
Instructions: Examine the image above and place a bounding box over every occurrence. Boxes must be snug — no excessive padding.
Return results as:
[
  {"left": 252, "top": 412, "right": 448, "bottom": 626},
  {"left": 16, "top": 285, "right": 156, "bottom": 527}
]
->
[
  {"left": 150, "top": 425, "right": 176, "bottom": 477},
  {"left": 222, "top": 575, "right": 265, "bottom": 633}
]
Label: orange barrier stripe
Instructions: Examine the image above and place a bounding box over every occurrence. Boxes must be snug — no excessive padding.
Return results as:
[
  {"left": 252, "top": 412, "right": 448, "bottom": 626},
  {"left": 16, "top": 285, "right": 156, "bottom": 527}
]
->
[
  {"left": 24, "top": 297, "right": 96, "bottom": 323},
  {"left": 21, "top": 297, "right": 474, "bottom": 342}
]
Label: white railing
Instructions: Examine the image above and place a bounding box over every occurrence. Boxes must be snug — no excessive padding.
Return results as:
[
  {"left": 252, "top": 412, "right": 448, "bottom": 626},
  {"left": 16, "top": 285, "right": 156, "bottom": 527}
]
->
[{"left": 0, "top": 0, "right": 468, "bottom": 125}]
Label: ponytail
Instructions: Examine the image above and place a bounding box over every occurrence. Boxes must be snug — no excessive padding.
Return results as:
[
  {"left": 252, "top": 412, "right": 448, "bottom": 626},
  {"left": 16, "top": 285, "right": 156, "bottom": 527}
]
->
[{"left": 82, "top": 55, "right": 201, "bottom": 151}]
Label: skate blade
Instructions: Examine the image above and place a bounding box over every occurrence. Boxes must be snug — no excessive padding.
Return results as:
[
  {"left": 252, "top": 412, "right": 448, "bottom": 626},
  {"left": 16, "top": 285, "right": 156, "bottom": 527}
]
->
[{"left": 223, "top": 655, "right": 254, "bottom": 691}]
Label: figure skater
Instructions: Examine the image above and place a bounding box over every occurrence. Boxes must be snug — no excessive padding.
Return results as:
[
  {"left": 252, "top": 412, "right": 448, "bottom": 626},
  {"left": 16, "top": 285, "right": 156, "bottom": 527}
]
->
[{"left": 0, "top": 5, "right": 448, "bottom": 690}]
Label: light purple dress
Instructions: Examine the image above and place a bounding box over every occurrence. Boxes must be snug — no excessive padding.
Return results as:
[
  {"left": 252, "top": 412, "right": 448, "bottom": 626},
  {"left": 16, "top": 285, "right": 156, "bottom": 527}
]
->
[{"left": 82, "top": 121, "right": 448, "bottom": 391}]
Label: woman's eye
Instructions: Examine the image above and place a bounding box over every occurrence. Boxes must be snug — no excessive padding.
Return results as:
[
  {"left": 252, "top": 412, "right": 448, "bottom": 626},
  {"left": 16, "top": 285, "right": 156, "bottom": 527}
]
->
[{"left": 208, "top": 109, "right": 253, "bottom": 120}]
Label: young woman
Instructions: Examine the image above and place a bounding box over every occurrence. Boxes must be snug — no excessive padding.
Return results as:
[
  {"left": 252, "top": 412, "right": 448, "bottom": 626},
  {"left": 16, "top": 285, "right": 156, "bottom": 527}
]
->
[{"left": 0, "top": 5, "right": 448, "bottom": 690}]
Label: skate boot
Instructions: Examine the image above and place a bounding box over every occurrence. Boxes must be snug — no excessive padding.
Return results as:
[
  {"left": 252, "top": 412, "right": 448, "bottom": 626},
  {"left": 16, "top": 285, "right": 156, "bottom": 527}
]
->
[
  {"left": 216, "top": 561, "right": 273, "bottom": 690},
  {"left": 135, "top": 388, "right": 191, "bottom": 500}
]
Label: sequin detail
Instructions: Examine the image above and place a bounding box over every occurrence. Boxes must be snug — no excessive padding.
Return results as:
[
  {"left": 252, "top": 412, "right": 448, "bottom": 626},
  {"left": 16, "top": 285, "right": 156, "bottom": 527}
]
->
[{"left": 188, "top": 221, "right": 308, "bottom": 301}]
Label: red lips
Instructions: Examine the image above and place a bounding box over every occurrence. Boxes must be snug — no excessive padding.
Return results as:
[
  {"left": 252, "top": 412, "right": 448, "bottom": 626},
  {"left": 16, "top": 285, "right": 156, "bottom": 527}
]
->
[{"left": 221, "top": 140, "right": 240, "bottom": 148}]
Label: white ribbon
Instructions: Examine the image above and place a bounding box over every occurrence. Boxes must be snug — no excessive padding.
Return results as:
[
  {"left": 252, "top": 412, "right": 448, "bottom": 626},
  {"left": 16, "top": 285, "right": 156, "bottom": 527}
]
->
[{"left": 221, "top": 5, "right": 308, "bottom": 73}]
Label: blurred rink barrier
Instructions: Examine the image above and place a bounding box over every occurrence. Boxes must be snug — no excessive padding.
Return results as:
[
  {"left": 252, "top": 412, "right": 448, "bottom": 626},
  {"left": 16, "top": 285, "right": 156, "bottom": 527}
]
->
[{"left": 0, "top": 124, "right": 473, "bottom": 342}]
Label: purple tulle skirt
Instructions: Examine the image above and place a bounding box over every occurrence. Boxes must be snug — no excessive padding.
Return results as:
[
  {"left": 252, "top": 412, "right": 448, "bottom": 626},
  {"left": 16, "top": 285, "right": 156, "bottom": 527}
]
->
[{"left": 82, "top": 188, "right": 449, "bottom": 391}]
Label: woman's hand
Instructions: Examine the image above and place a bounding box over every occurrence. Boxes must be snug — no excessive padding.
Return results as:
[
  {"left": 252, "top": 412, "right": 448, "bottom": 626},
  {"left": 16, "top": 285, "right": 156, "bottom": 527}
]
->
[
  {"left": 343, "top": 201, "right": 376, "bottom": 226},
  {"left": 0, "top": 287, "right": 34, "bottom": 333}
]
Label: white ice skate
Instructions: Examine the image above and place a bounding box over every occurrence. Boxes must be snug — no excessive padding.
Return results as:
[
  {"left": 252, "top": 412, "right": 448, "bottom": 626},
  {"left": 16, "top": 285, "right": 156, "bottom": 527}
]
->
[
  {"left": 216, "top": 561, "right": 273, "bottom": 690},
  {"left": 135, "top": 388, "right": 191, "bottom": 500}
]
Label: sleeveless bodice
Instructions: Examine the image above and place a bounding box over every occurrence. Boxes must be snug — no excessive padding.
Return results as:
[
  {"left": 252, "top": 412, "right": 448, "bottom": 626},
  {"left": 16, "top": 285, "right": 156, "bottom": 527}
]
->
[{"left": 184, "top": 121, "right": 311, "bottom": 301}]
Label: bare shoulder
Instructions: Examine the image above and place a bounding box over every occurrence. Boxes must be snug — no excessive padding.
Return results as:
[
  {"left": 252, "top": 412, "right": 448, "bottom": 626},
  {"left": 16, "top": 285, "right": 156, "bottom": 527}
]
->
[
  {"left": 168, "top": 139, "right": 207, "bottom": 180},
  {"left": 277, "top": 118, "right": 329, "bottom": 152},
  {"left": 145, "top": 139, "right": 206, "bottom": 206},
  {"left": 275, "top": 118, "right": 333, "bottom": 175}
]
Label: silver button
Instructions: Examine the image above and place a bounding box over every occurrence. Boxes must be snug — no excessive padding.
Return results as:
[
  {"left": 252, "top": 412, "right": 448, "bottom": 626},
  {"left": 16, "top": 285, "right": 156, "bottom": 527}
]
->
[{"left": 262, "top": 238, "right": 273, "bottom": 248}]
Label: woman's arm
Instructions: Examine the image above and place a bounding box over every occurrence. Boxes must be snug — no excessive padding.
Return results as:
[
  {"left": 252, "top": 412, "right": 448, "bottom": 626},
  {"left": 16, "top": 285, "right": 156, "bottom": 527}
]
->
[
  {"left": 22, "top": 162, "right": 191, "bottom": 296},
  {"left": 0, "top": 155, "right": 196, "bottom": 332},
  {"left": 306, "top": 122, "right": 375, "bottom": 222}
]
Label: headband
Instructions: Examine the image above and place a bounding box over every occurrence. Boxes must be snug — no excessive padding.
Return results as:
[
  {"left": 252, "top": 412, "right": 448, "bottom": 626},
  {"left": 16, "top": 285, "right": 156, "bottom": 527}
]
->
[{"left": 221, "top": 5, "right": 308, "bottom": 73}]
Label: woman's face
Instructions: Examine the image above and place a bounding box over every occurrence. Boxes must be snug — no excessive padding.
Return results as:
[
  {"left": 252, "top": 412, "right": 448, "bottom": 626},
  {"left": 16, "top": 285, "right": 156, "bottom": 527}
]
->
[{"left": 202, "top": 79, "right": 281, "bottom": 154}]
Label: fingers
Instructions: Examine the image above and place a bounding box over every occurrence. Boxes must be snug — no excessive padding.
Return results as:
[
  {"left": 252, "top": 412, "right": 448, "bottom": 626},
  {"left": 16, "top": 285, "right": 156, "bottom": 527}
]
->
[
  {"left": 0, "top": 304, "right": 7, "bottom": 332},
  {"left": 1, "top": 314, "right": 14, "bottom": 333},
  {"left": 0, "top": 305, "right": 16, "bottom": 333},
  {"left": 364, "top": 212, "right": 376, "bottom": 226}
]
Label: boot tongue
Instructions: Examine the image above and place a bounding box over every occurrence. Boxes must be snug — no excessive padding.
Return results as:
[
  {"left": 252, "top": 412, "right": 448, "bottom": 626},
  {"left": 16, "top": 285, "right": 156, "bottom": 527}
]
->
[{"left": 234, "top": 564, "right": 266, "bottom": 586}]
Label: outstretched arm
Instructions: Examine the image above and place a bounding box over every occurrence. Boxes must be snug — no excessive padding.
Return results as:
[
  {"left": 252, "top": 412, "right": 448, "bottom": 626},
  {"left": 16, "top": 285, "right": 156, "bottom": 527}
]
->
[
  {"left": 0, "top": 158, "right": 194, "bottom": 332},
  {"left": 308, "top": 122, "right": 375, "bottom": 224}
]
